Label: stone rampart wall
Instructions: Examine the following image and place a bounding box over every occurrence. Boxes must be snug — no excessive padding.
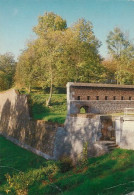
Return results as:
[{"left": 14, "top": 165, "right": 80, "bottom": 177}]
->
[
  {"left": 54, "top": 115, "right": 108, "bottom": 160},
  {"left": 0, "top": 89, "right": 59, "bottom": 159},
  {"left": 0, "top": 89, "right": 116, "bottom": 161}
]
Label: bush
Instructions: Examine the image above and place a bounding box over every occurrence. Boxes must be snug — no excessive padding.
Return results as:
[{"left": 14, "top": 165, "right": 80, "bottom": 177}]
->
[{"left": 59, "top": 156, "right": 74, "bottom": 173}]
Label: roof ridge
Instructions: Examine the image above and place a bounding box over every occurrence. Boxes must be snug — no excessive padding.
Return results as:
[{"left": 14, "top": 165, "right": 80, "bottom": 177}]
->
[{"left": 68, "top": 82, "right": 134, "bottom": 89}]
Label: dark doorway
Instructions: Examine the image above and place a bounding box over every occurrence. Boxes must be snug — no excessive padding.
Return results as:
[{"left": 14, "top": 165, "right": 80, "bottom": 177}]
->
[{"left": 100, "top": 116, "right": 115, "bottom": 140}]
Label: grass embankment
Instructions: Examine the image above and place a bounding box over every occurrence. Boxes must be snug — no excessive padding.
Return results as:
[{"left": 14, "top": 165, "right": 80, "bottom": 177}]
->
[
  {"left": 28, "top": 92, "right": 67, "bottom": 124},
  {"left": 0, "top": 136, "right": 134, "bottom": 194}
]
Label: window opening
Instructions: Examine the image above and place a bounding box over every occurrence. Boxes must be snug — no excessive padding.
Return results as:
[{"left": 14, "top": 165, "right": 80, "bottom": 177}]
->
[
  {"left": 105, "top": 96, "right": 108, "bottom": 100},
  {"left": 87, "top": 96, "right": 90, "bottom": 100}
]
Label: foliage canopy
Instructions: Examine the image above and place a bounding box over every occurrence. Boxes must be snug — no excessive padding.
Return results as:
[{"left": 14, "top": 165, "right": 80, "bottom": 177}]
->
[
  {"left": 0, "top": 53, "right": 16, "bottom": 90},
  {"left": 15, "top": 12, "right": 105, "bottom": 105}
]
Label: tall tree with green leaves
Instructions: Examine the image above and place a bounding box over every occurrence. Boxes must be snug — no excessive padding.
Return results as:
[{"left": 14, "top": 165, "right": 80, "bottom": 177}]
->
[
  {"left": 0, "top": 53, "right": 16, "bottom": 90},
  {"left": 106, "top": 27, "right": 134, "bottom": 84},
  {"left": 33, "top": 12, "right": 67, "bottom": 37},
  {"left": 33, "top": 12, "right": 67, "bottom": 106},
  {"left": 16, "top": 12, "right": 104, "bottom": 105},
  {"left": 15, "top": 41, "right": 39, "bottom": 92},
  {"left": 70, "top": 18, "right": 103, "bottom": 83}
]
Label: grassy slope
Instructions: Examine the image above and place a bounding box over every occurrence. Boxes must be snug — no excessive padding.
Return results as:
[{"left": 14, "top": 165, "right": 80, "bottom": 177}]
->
[
  {"left": 0, "top": 136, "right": 134, "bottom": 195},
  {"left": 29, "top": 92, "right": 67, "bottom": 124}
]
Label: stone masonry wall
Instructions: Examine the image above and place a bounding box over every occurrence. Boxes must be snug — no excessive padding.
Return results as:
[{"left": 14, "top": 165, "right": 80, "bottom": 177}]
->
[
  {"left": 70, "top": 100, "right": 134, "bottom": 114},
  {"left": 0, "top": 88, "right": 116, "bottom": 161},
  {"left": 115, "top": 116, "right": 134, "bottom": 150},
  {"left": 0, "top": 89, "right": 59, "bottom": 159},
  {"left": 53, "top": 115, "right": 109, "bottom": 161}
]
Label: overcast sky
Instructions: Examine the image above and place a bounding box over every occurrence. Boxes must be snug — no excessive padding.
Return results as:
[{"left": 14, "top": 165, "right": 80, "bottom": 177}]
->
[{"left": 0, "top": 0, "right": 134, "bottom": 60}]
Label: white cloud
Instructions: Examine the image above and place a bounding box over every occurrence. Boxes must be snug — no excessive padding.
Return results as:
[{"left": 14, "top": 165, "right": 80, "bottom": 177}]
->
[
  {"left": 128, "top": 0, "right": 134, "bottom": 2},
  {"left": 13, "top": 8, "right": 19, "bottom": 16}
]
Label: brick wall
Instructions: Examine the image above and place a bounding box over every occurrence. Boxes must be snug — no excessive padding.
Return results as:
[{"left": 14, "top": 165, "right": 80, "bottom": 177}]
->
[{"left": 72, "top": 86, "right": 134, "bottom": 101}]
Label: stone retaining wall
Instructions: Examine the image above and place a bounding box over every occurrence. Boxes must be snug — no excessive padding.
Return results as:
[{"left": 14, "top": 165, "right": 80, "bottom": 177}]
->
[
  {"left": 53, "top": 115, "right": 109, "bottom": 161},
  {"left": 0, "top": 89, "right": 115, "bottom": 161},
  {"left": 0, "top": 89, "right": 59, "bottom": 158}
]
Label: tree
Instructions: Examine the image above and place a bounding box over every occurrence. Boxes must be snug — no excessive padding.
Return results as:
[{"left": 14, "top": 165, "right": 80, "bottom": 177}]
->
[
  {"left": 33, "top": 13, "right": 67, "bottom": 106},
  {"left": 102, "top": 59, "right": 118, "bottom": 84},
  {"left": 15, "top": 42, "right": 39, "bottom": 92},
  {"left": 16, "top": 12, "right": 104, "bottom": 106},
  {"left": 33, "top": 12, "right": 67, "bottom": 37},
  {"left": 69, "top": 18, "right": 104, "bottom": 83},
  {"left": 0, "top": 53, "right": 16, "bottom": 90},
  {"left": 106, "top": 27, "right": 134, "bottom": 84}
]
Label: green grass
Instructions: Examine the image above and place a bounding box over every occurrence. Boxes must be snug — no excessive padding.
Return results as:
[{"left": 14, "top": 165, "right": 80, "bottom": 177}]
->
[
  {"left": 1, "top": 136, "right": 134, "bottom": 195},
  {"left": 29, "top": 92, "right": 67, "bottom": 124}
]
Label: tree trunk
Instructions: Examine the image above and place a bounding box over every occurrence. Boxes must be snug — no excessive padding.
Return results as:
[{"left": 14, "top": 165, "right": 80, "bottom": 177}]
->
[
  {"left": 46, "top": 70, "right": 53, "bottom": 107},
  {"left": 28, "top": 84, "right": 31, "bottom": 93}
]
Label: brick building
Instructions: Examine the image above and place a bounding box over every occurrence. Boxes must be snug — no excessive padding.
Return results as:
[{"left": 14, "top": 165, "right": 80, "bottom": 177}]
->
[{"left": 67, "top": 82, "right": 134, "bottom": 115}]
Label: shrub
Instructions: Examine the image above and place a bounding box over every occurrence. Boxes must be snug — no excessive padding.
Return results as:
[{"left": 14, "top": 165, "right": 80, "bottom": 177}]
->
[{"left": 59, "top": 156, "right": 74, "bottom": 173}]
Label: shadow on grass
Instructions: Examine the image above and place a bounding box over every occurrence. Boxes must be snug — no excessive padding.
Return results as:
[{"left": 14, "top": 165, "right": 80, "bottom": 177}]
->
[
  {"left": 32, "top": 103, "right": 66, "bottom": 123},
  {"left": 28, "top": 93, "right": 67, "bottom": 124},
  {"left": 32, "top": 102, "right": 50, "bottom": 116},
  {"left": 43, "top": 113, "right": 66, "bottom": 124}
]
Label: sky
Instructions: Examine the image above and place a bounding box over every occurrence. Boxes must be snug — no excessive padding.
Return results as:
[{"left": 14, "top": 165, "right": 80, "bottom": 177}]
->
[{"left": 0, "top": 0, "right": 134, "bottom": 60}]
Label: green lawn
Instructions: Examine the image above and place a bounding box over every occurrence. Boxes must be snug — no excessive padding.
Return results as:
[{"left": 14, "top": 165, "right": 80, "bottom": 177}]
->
[
  {"left": 29, "top": 92, "right": 67, "bottom": 124},
  {"left": 1, "top": 136, "right": 134, "bottom": 195}
]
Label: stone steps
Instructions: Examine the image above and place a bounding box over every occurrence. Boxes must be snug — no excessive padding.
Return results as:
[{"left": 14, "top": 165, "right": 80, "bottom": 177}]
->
[{"left": 101, "top": 141, "right": 119, "bottom": 152}]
